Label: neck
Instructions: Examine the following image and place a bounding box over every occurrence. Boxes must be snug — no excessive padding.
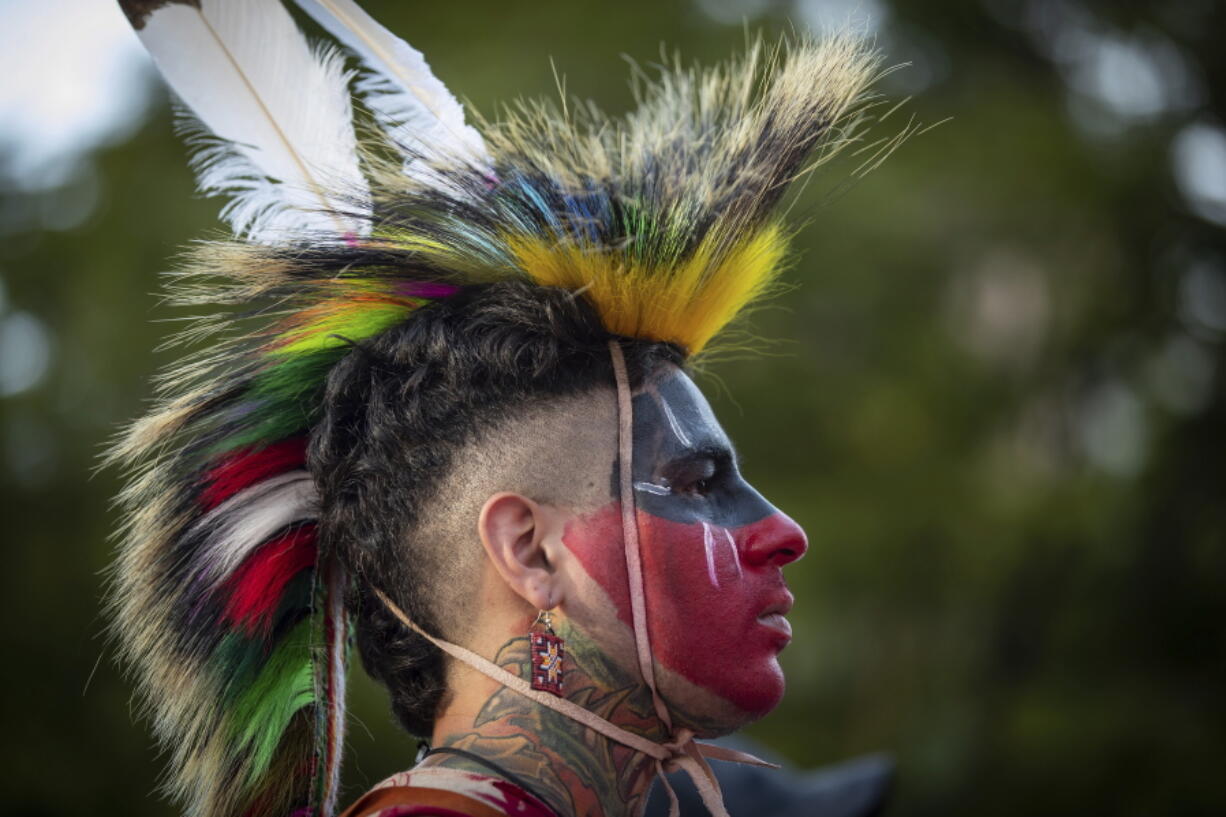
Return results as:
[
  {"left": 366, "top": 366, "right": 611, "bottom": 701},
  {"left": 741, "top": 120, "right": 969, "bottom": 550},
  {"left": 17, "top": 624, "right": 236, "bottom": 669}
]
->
[{"left": 427, "top": 620, "right": 667, "bottom": 817}]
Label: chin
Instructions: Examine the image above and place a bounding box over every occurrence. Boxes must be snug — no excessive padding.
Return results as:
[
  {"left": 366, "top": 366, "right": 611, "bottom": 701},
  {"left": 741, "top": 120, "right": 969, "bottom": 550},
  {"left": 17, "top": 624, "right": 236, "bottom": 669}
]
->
[
  {"left": 723, "top": 657, "right": 787, "bottom": 721},
  {"left": 666, "top": 656, "right": 787, "bottom": 737}
]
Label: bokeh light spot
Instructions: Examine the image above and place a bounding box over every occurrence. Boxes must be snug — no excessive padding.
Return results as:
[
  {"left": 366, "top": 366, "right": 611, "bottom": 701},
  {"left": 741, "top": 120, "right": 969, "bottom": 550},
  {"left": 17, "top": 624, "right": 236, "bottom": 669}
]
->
[
  {"left": 1076, "top": 380, "right": 1147, "bottom": 477},
  {"left": 1172, "top": 123, "right": 1226, "bottom": 226},
  {"left": 0, "top": 310, "right": 53, "bottom": 397}
]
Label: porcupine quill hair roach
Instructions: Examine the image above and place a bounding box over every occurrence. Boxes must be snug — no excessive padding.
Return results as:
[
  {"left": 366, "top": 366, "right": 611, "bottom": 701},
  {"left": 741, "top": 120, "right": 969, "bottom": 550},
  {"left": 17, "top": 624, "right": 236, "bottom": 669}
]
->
[{"left": 108, "top": 2, "right": 892, "bottom": 816}]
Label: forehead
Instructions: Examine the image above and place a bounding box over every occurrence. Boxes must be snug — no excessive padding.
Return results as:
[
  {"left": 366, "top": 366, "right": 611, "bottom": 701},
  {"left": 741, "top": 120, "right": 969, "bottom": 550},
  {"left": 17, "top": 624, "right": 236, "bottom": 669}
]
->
[{"left": 632, "top": 367, "right": 733, "bottom": 457}]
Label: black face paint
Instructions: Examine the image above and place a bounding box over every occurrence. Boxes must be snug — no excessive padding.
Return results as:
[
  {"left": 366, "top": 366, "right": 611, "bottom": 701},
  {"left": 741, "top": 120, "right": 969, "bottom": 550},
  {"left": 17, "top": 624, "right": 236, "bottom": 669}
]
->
[{"left": 613, "top": 369, "right": 776, "bottom": 527}]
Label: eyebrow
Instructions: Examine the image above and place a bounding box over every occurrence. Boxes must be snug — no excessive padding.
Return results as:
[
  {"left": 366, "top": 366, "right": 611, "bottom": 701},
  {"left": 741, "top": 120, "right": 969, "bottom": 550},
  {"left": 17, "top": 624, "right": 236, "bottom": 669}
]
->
[{"left": 664, "top": 441, "right": 738, "bottom": 471}]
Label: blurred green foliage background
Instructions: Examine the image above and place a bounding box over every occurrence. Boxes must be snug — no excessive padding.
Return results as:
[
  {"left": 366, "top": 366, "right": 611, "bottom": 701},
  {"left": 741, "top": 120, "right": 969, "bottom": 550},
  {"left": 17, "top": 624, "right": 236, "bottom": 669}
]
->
[{"left": 1, "top": 0, "right": 1223, "bottom": 815}]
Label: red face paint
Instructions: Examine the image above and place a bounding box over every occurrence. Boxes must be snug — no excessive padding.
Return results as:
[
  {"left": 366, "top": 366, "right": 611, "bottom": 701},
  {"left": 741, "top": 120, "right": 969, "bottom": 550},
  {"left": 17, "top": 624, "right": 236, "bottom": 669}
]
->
[{"left": 564, "top": 505, "right": 805, "bottom": 716}]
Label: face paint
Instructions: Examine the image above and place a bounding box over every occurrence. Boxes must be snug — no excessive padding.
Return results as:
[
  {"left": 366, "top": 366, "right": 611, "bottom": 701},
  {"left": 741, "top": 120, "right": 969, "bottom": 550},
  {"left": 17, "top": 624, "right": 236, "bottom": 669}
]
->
[{"left": 566, "top": 369, "right": 808, "bottom": 717}]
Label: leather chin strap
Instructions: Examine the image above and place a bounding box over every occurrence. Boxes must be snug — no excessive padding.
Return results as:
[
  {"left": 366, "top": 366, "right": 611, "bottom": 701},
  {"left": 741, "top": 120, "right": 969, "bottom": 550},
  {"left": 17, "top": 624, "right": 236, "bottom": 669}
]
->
[{"left": 373, "top": 339, "right": 775, "bottom": 817}]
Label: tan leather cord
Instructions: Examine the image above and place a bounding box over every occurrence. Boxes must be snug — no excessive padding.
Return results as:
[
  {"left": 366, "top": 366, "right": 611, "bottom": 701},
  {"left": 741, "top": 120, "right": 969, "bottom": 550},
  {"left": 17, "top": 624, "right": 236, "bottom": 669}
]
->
[
  {"left": 373, "top": 340, "right": 776, "bottom": 817},
  {"left": 607, "top": 341, "right": 675, "bottom": 733}
]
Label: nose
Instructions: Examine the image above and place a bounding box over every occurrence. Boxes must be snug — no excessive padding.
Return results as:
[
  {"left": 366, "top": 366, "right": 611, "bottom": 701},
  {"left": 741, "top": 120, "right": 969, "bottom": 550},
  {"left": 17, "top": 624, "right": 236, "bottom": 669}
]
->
[{"left": 739, "top": 511, "right": 808, "bottom": 568}]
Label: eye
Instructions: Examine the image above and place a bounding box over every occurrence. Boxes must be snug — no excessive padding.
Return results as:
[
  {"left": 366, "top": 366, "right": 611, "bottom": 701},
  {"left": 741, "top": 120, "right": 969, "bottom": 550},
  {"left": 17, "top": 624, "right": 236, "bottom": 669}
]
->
[{"left": 673, "top": 457, "right": 719, "bottom": 497}]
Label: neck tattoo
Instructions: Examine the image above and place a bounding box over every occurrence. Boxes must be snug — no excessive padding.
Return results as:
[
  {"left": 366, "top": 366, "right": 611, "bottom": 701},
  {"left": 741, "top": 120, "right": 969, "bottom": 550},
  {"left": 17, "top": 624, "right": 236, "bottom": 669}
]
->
[{"left": 426, "top": 624, "right": 681, "bottom": 817}]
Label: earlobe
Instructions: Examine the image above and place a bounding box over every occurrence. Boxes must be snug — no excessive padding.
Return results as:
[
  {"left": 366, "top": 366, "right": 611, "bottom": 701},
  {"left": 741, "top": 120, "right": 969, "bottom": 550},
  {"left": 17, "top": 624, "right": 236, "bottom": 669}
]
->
[{"left": 478, "top": 492, "right": 562, "bottom": 611}]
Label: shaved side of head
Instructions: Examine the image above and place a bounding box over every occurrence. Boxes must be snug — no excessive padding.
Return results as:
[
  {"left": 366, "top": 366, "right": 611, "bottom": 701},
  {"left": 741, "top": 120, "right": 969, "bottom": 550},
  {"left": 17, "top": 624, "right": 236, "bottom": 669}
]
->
[{"left": 409, "top": 387, "right": 620, "bottom": 641}]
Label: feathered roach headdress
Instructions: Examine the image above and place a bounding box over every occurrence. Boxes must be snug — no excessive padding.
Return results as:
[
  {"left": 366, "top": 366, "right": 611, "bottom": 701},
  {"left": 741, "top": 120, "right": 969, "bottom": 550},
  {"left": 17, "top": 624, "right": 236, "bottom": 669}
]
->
[{"left": 108, "top": 1, "right": 893, "bottom": 816}]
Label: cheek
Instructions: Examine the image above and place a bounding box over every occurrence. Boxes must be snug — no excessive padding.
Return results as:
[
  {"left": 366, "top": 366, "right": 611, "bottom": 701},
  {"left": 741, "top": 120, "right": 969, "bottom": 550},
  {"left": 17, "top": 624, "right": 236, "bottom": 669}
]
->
[{"left": 563, "top": 503, "right": 788, "bottom": 717}]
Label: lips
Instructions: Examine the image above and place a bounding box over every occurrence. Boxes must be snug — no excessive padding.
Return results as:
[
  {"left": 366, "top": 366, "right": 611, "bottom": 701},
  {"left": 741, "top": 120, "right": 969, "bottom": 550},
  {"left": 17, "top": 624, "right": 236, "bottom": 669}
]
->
[
  {"left": 758, "top": 591, "right": 794, "bottom": 619},
  {"left": 756, "top": 612, "right": 792, "bottom": 640},
  {"left": 756, "top": 592, "right": 794, "bottom": 641}
]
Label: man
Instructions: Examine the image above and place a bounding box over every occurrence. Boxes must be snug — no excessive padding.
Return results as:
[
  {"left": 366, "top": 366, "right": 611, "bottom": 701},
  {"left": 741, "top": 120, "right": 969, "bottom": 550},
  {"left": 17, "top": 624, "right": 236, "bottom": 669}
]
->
[
  {"left": 110, "top": 2, "right": 891, "bottom": 816},
  {"left": 315, "top": 290, "right": 806, "bottom": 817}
]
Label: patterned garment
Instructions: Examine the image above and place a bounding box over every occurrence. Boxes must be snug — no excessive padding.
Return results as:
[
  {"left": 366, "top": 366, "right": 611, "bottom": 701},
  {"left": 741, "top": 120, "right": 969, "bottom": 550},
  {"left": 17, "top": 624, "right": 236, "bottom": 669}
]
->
[{"left": 347, "top": 767, "right": 559, "bottom": 817}]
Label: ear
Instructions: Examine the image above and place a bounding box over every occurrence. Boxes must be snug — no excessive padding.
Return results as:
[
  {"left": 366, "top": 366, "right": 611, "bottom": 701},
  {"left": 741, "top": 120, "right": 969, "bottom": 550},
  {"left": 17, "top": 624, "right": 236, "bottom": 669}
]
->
[{"left": 478, "top": 492, "right": 564, "bottom": 611}]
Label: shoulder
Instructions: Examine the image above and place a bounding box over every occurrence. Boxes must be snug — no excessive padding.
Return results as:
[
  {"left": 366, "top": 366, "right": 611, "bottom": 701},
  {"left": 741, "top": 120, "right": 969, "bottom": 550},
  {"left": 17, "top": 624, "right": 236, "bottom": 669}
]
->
[{"left": 342, "top": 767, "right": 558, "bottom": 817}]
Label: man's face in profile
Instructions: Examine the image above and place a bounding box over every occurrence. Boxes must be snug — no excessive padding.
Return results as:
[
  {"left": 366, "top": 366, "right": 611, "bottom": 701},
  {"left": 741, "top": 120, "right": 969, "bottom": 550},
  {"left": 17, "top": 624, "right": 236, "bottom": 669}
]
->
[{"left": 564, "top": 367, "right": 808, "bottom": 726}]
